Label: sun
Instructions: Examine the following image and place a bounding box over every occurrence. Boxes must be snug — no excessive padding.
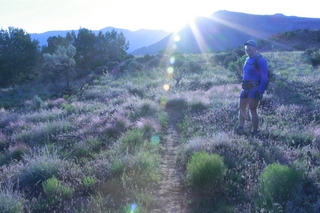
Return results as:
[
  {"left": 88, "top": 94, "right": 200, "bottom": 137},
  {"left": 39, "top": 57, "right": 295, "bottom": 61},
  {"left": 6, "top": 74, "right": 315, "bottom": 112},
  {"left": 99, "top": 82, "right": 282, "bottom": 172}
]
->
[
  {"left": 119, "top": 0, "right": 215, "bottom": 32},
  {"left": 157, "top": 3, "right": 205, "bottom": 32}
]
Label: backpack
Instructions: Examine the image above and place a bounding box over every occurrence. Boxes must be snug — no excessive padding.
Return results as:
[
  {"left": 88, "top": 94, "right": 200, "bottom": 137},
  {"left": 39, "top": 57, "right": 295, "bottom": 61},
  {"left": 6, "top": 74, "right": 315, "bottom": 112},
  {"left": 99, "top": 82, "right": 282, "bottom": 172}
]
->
[{"left": 246, "top": 54, "right": 273, "bottom": 90}]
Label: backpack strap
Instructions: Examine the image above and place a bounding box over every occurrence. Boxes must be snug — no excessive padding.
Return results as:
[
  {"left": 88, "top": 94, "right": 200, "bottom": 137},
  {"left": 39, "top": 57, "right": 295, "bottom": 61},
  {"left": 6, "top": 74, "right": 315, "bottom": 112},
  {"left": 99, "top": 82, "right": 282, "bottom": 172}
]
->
[
  {"left": 245, "top": 54, "right": 262, "bottom": 70},
  {"left": 253, "top": 54, "right": 262, "bottom": 70}
]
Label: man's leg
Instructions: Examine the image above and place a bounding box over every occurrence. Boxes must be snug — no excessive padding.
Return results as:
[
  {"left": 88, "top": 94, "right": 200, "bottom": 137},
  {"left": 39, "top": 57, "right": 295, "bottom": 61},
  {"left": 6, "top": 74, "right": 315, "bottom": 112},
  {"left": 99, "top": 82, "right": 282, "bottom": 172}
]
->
[
  {"left": 248, "top": 98, "right": 260, "bottom": 130},
  {"left": 239, "top": 98, "right": 249, "bottom": 127}
]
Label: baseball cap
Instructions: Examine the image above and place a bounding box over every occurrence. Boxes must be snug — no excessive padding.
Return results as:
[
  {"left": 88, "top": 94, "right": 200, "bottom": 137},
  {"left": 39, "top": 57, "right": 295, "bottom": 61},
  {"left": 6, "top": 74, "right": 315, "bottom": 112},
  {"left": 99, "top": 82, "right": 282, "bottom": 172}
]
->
[{"left": 244, "top": 40, "right": 258, "bottom": 48}]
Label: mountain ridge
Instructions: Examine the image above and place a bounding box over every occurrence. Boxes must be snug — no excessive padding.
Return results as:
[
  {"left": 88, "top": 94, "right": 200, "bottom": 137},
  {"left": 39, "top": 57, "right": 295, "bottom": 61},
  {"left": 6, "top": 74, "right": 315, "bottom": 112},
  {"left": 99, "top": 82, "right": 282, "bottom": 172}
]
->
[
  {"left": 30, "top": 10, "right": 320, "bottom": 55},
  {"left": 132, "top": 10, "right": 320, "bottom": 55}
]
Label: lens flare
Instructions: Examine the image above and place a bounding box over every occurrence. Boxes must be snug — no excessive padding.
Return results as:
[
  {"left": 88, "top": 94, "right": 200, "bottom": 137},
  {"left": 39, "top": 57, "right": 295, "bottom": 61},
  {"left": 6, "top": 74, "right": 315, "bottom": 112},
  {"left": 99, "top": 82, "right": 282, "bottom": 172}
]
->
[
  {"left": 163, "top": 84, "right": 170, "bottom": 91},
  {"left": 130, "top": 203, "right": 137, "bottom": 213},
  {"left": 167, "top": 66, "right": 174, "bottom": 74},
  {"left": 165, "top": 66, "right": 174, "bottom": 80},
  {"left": 151, "top": 135, "right": 160, "bottom": 145},
  {"left": 172, "top": 44, "right": 177, "bottom": 49},
  {"left": 170, "top": 56, "right": 175, "bottom": 65},
  {"left": 174, "top": 34, "right": 181, "bottom": 42}
]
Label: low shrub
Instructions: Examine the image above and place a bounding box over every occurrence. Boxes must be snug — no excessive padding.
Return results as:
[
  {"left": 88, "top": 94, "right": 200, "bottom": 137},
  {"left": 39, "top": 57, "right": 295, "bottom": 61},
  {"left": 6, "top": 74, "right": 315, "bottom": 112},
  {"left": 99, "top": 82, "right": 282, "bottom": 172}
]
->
[
  {"left": 147, "top": 57, "right": 161, "bottom": 68},
  {"left": 24, "top": 95, "right": 44, "bottom": 111},
  {"left": 186, "top": 151, "right": 227, "bottom": 189},
  {"left": 0, "top": 132, "right": 8, "bottom": 152},
  {"left": 135, "top": 118, "right": 162, "bottom": 139},
  {"left": 165, "top": 97, "right": 188, "bottom": 124},
  {"left": 14, "top": 120, "right": 71, "bottom": 145},
  {"left": 47, "top": 98, "right": 67, "bottom": 108},
  {"left": 126, "top": 59, "right": 144, "bottom": 71},
  {"left": 111, "top": 158, "right": 127, "bottom": 177},
  {"left": 189, "top": 100, "right": 208, "bottom": 114},
  {"left": 62, "top": 103, "right": 78, "bottom": 114},
  {"left": 257, "top": 163, "right": 303, "bottom": 208},
  {"left": 101, "top": 123, "right": 122, "bottom": 139},
  {"left": 82, "top": 176, "right": 96, "bottom": 188},
  {"left": 136, "top": 100, "right": 161, "bottom": 119},
  {"left": 0, "top": 190, "right": 25, "bottom": 213},
  {"left": 18, "top": 148, "right": 63, "bottom": 190},
  {"left": 21, "top": 108, "right": 64, "bottom": 123},
  {"left": 42, "top": 176, "right": 74, "bottom": 206},
  {"left": 83, "top": 154, "right": 112, "bottom": 181},
  {"left": 157, "top": 113, "right": 168, "bottom": 130},
  {"left": 73, "top": 138, "right": 103, "bottom": 159},
  {"left": 0, "top": 143, "right": 30, "bottom": 166},
  {"left": 128, "top": 87, "right": 145, "bottom": 98},
  {"left": 165, "top": 97, "right": 188, "bottom": 112},
  {"left": 120, "top": 129, "right": 145, "bottom": 149}
]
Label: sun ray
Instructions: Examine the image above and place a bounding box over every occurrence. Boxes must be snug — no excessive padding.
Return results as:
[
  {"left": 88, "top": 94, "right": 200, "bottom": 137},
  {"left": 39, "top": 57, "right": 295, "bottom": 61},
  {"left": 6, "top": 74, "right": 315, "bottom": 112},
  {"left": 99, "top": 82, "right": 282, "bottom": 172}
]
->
[
  {"left": 208, "top": 15, "right": 268, "bottom": 40},
  {"left": 164, "top": 13, "right": 277, "bottom": 55},
  {"left": 185, "top": 19, "right": 208, "bottom": 53}
]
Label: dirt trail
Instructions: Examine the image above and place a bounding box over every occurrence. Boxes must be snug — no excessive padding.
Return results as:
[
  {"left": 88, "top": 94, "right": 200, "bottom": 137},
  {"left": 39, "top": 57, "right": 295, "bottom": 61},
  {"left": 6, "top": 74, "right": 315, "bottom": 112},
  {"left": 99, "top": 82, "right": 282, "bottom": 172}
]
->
[{"left": 149, "top": 125, "right": 187, "bottom": 213}]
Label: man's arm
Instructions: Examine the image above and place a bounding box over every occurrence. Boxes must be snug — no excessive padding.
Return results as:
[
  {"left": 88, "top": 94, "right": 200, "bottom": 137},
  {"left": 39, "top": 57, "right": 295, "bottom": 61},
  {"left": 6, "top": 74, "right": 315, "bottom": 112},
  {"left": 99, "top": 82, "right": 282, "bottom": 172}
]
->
[{"left": 258, "top": 57, "right": 268, "bottom": 93}]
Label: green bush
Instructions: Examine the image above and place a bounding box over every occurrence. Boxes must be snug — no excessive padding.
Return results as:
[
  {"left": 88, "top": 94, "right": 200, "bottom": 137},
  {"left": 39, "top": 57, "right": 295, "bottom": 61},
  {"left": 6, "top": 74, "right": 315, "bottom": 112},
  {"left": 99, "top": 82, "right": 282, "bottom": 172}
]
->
[
  {"left": 110, "top": 157, "right": 127, "bottom": 177},
  {"left": 82, "top": 176, "right": 96, "bottom": 188},
  {"left": 62, "top": 103, "right": 77, "bottom": 114},
  {"left": 257, "top": 163, "right": 302, "bottom": 207},
  {"left": 74, "top": 138, "right": 102, "bottom": 159},
  {"left": 187, "top": 151, "right": 227, "bottom": 189},
  {"left": 42, "top": 176, "right": 74, "bottom": 206},
  {"left": 120, "top": 129, "right": 145, "bottom": 149},
  {"left": 23, "top": 95, "right": 44, "bottom": 111},
  {"left": 130, "top": 100, "right": 161, "bottom": 120},
  {"left": 158, "top": 113, "right": 168, "bottom": 130}
]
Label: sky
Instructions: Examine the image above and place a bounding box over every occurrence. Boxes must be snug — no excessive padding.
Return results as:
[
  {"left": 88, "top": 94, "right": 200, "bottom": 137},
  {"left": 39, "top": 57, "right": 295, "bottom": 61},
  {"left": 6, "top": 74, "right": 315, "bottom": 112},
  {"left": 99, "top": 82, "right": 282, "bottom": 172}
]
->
[{"left": 1, "top": 0, "right": 319, "bottom": 34}]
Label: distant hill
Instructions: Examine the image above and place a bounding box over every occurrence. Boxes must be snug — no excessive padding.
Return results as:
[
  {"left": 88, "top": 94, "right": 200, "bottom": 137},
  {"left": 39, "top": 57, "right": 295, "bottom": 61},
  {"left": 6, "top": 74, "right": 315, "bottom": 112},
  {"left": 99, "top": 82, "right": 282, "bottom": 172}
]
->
[
  {"left": 132, "top": 10, "right": 320, "bottom": 55},
  {"left": 30, "top": 27, "right": 170, "bottom": 53},
  {"left": 31, "top": 31, "right": 71, "bottom": 45},
  {"left": 260, "top": 29, "right": 320, "bottom": 52}
]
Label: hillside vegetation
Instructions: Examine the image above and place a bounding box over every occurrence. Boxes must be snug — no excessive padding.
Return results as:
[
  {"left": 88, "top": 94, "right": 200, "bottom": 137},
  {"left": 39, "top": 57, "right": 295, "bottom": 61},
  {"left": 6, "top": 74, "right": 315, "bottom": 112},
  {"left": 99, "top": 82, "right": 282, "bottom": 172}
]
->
[{"left": 1, "top": 48, "right": 320, "bottom": 212}]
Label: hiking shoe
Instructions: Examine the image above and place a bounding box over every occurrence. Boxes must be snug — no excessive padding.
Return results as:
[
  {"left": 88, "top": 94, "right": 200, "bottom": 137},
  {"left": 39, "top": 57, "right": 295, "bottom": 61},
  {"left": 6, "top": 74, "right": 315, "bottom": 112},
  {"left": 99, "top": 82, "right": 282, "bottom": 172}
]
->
[
  {"left": 251, "top": 130, "right": 259, "bottom": 136},
  {"left": 235, "top": 126, "right": 245, "bottom": 135}
]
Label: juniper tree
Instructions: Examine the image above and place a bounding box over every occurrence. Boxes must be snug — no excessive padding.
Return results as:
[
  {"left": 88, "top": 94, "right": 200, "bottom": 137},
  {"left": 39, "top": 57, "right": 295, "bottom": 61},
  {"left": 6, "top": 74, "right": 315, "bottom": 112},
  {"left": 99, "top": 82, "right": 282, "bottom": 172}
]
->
[
  {"left": 0, "top": 27, "right": 39, "bottom": 88},
  {"left": 43, "top": 45, "right": 76, "bottom": 90}
]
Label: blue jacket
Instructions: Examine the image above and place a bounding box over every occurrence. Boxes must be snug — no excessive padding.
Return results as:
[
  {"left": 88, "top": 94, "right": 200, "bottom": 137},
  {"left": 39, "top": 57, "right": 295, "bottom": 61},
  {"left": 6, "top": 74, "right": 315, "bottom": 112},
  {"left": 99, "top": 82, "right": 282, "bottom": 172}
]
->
[{"left": 243, "top": 54, "right": 268, "bottom": 93}]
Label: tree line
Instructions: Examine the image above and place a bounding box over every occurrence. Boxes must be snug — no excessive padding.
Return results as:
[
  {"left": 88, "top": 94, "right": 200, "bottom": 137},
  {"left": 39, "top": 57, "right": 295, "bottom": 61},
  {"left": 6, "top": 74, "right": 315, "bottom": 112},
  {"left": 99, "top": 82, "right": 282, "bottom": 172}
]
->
[
  {"left": 2, "top": 27, "right": 320, "bottom": 90},
  {"left": 0, "top": 27, "right": 130, "bottom": 89}
]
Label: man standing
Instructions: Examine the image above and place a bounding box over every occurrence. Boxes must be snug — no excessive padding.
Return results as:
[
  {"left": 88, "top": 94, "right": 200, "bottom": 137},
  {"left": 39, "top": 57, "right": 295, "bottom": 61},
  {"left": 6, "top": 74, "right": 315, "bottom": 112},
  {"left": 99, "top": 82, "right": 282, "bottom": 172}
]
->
[{"left": 236, "top": 40, "right": 268, "bottom": 135}]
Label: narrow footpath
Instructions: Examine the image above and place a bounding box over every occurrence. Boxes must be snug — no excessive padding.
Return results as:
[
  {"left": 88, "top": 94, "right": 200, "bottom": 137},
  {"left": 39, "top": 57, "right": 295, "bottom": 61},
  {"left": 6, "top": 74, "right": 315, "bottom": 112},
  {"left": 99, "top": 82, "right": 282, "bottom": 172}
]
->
[{"left": 149, "top": 125, "right": 187, "bottom": 213}]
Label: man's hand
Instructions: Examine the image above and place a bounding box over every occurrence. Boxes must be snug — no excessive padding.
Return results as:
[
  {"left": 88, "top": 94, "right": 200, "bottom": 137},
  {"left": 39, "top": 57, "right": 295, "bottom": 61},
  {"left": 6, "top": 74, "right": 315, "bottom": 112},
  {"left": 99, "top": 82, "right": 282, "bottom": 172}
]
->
[{"left": 255, "top": 91, "right": 264, "bottom": 100}]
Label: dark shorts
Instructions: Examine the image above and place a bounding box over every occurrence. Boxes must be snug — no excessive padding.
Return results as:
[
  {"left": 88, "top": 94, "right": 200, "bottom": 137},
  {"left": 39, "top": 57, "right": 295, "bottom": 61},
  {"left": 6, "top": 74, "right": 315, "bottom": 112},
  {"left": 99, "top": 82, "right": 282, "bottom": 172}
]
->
[{"left": 240, "top": 85, "right": 259, "bottom": 99}]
